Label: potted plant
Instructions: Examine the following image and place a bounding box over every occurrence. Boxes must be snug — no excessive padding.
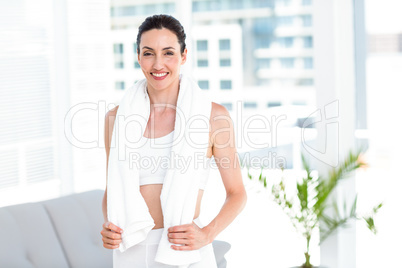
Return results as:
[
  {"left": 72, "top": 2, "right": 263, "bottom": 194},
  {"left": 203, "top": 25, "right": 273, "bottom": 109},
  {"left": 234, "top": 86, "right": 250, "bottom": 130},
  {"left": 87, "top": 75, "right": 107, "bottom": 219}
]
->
[{"left": 247, "top": 150, "right": 382, "bottom": 268}]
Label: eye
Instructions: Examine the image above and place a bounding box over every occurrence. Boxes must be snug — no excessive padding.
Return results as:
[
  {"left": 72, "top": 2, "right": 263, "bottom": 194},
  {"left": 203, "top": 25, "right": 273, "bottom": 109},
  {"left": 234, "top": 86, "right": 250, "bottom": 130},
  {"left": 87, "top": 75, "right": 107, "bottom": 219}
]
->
[
  {"left": 165, "top": 51, "right": 174, "bottom": 56},
  {"left": 143, "top": 52, "right": 153, "bottom": 56}
]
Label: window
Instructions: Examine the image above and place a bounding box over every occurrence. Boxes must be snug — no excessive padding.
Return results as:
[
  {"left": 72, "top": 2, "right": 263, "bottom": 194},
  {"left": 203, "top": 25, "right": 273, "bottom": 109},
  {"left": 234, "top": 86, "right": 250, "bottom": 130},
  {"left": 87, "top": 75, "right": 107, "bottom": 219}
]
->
[
  {"left": 114, "top": 43, "right": 124, "bottom": 69},
  {"left": 276, "top": 0, "right": 292, "bottom": 7},
  {"left": 277, "top": 16, "right": 294, "bottom": 27},
  {"left": 298, "top": 78, "right": 314, "bottom": 86},
  {"left": 257, "top": 79, "right": 271, "bottom": 86},
  {"left": 229, "top": 0, "right": 243, "bottom": 10},
  {"left": 114, "top": 43, "right": 123, "bottom": 54},
  {"left": 197, "top": 59, "right": 208, "bottom": 67},
  {"left": 303, "top": 36, "right": 313, "bottom": 48},
  {"left": 111, "top": 6, "right": 137, "bottom": 17},
  {"left": 198, "top": 80, "right": 209, "bottom": 90},
  {"left": 115, "top": 81, "right": 125, "bottom": 90},
  {"left": 293, "top": 101, "right": 307, "bottom": 106},
  {"left": 301, "top": 15, "right": 312, "bottom": 27},
  {"left": 280, "top": 58, "right": 295, "bottom": 68},
  {"left": 219, "top": 39, "right": 231, "bottom": 50},
  {"left": 251, "top": 0, "right": 275, "bottom": 8},
  {"left": 115, "top": 62, "right": 124, "bottom": 69},
  {"left": 302, "top": 0, "right": 312, "bottom": 5},
  {"left": 133, "top": 43, "right": 137, "bottom": 54},
  {"left": 256, "top": 58, "right": 271, "bottom": 69},
  {"left": 220, "top": 80, "right": 232, "bottom": 90},
  {"left": 221, "top": 102, "right": 233, "bottom": 111},
  {"left": 197, "top": 40, "right": 208, "bottom": 51},
  {"left": 144, "top": 4, "right": 157, "bottom": 15},
  {"left": 255, "top": 36, "right": 272, "bottom": 49},
  {"left": 244, "top": 102, "right": 258, "bottom": 109},
  {"left": 253, "top": 17, "right": 275, "bottom": 34},
  {"left": 220, "top": 59, "right": 231, "bottom": 67},
  {"left": 267, "top": 102, "right": 282, "bottom": 108},
  {"left": 277, "top": 37, "right": 294, "bottom": 48},
  {"left": 304, "top": 58, "right": 313, "bottom": 69}
]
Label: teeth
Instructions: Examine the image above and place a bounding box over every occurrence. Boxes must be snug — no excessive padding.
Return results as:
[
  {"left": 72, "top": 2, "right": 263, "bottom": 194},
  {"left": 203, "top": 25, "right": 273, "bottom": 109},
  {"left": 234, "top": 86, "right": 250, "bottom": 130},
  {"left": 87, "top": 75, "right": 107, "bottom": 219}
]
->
[{"left": 152, "top": 73, "right": 167, "bottom": 77}]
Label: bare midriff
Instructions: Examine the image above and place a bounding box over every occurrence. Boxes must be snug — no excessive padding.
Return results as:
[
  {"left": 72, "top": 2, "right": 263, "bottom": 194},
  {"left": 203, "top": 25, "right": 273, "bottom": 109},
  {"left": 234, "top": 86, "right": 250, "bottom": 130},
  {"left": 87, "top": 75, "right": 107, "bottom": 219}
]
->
[
  {"left": 140, "top": 186, "right": 204, "bottom": 229},
  {"left": 140, "top": 145, "right": 213, "bottom": 230}
]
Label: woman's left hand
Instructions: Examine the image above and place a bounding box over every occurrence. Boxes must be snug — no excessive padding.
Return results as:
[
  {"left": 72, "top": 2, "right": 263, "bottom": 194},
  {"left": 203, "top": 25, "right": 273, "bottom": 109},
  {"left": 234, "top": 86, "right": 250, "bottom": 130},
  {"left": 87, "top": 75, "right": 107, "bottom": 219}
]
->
[{"left": 167, "top": 221, "right": 211, "bottom": 251}]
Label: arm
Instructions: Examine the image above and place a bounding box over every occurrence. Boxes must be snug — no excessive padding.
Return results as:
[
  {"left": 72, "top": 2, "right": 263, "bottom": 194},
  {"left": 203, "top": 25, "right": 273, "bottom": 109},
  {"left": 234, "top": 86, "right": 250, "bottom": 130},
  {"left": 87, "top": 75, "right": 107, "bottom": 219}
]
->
[
  {"left": 202, "top": 102, "right": 247, "bottom": 242},
  {"left": 169, "top": 103, "right": 247, "bottom": 250},
  {"left": 102, "top": 106, "right": 118, "bottom": 222},
  {"left": 100, "top": 106, "right": 123, "bottom": 250}
]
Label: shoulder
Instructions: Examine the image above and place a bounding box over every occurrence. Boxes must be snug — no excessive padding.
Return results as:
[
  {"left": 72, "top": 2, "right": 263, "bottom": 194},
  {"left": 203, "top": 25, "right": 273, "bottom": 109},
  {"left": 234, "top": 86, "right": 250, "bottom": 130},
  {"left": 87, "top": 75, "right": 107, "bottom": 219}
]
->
[
  {"left": 209, "top": 102, "right": 233, "bottom": 146},
  {"left": 210, "top": 102, "right": 232, "bottom": 127},
  {"left": 105, "top": 105, "right": 119, "bottom": 119},
  {"left": 105, "top": 105, "right": 119, "bottom": 127},
  {"left": 104, "top": 105, "right": 119, "bottom": 148}
]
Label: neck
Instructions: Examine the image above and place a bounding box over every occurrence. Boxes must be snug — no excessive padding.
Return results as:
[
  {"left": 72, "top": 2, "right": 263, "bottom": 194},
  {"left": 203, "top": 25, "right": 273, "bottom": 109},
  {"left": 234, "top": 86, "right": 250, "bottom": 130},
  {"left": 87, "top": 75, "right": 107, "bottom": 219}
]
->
[{"left": 146, "top": 78, "right": 180, "bottom": 113}]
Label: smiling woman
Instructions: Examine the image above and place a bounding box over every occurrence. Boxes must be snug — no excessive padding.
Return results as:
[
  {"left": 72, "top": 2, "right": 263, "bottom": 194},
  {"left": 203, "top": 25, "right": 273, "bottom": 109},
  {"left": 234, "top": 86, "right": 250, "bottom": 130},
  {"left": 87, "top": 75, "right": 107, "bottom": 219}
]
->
[{"left": 101, "top": 14, "right": 247, "bottom": 268}]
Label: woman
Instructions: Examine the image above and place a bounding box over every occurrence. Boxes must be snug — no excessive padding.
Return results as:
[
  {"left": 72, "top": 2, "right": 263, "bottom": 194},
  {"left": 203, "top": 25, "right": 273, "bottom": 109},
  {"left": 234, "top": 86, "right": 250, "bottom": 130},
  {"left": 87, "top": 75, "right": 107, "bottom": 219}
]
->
[{"left": 101, "top": 14, "right": 247, "bottom": 267}]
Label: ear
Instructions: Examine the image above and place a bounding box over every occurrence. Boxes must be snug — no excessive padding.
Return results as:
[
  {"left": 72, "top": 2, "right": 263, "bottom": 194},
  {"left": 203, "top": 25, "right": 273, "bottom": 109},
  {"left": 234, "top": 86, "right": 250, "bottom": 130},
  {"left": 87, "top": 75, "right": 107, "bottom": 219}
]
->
[
  {"left": 181, "top": 48, "right": 188, "bottom": 65},
  {"left": 137, "top": 52, "right": 141, "bottom": 65}
]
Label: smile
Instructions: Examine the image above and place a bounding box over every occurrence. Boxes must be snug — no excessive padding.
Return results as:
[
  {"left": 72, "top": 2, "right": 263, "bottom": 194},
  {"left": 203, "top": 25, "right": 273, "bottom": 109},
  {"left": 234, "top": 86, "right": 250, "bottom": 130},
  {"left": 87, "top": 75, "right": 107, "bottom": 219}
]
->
[{"left": 151, "top": 72, "right": 168, "bottom": 77}]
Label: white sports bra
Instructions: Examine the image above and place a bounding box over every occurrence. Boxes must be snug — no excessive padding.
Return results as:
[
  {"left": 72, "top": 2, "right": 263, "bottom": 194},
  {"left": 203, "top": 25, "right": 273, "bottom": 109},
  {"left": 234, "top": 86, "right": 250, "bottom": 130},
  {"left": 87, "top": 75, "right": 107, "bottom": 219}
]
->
[{"left": 139, "top": 130, "right": 211, "bottom": 190}]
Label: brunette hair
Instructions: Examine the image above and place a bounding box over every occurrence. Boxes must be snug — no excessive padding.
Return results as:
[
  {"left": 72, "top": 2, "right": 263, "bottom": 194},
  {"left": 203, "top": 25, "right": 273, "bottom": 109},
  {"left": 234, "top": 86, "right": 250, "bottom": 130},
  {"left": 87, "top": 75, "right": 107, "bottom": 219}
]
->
[{"left": 136, "top": 14, "right": 186, "bottom": 54}]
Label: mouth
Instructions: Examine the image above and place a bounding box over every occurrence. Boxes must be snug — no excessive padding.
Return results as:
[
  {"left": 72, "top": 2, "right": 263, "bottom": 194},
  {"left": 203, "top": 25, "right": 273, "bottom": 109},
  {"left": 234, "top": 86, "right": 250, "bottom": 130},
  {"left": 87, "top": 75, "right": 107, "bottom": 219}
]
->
[{"left": 151, "top": 72, "right": 168, "bottom": 79}]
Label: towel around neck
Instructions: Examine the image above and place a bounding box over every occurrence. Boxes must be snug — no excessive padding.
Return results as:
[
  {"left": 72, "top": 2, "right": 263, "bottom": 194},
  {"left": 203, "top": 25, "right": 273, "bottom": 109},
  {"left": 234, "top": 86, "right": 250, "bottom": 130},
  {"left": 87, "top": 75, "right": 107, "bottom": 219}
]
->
[{"left": 107, "top": 73, "right": 212, "bottom": 266}]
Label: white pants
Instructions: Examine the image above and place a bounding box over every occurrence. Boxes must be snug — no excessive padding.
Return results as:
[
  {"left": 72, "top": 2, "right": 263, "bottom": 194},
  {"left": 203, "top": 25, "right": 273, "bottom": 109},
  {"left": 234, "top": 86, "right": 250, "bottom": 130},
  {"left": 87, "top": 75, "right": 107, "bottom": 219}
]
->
[{"left": 113, "top": 218, "right": 218, "bottom": 268}]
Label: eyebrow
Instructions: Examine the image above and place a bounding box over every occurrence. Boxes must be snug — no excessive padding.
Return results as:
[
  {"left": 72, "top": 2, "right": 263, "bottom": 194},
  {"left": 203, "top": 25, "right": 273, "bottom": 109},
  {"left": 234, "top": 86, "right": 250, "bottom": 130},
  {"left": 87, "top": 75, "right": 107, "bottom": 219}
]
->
[{"left": 141, "top": 46, "right": 176, "bottom": 51}]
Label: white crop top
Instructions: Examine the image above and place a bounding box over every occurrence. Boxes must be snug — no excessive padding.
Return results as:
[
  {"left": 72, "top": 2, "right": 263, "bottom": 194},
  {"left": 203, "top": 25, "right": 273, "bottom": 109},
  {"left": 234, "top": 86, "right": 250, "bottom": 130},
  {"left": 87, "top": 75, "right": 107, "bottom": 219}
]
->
[{"left": 139, "top": 130, "right": 211, "bottom": 190}]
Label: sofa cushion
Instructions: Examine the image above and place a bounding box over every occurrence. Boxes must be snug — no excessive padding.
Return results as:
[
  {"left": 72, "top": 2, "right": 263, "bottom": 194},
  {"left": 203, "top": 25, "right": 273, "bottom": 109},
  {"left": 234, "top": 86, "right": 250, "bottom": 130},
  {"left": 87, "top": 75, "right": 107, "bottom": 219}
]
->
[
  {"left": 41, "top": 190, "right": 112, "bottom": 268},
  {"left": 0, "top": 202, "right": 69, "bottom": 268},
  {"left": 212, "top": 240, "right": 231, "bottom": 268}
]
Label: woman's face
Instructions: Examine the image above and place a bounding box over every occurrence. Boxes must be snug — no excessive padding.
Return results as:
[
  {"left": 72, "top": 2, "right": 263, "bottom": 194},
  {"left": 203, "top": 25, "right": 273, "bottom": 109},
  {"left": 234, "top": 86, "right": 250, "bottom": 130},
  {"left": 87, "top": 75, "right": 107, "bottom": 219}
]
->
[{"left": 138, "top": 28, "right": 187, "bottom": 93}]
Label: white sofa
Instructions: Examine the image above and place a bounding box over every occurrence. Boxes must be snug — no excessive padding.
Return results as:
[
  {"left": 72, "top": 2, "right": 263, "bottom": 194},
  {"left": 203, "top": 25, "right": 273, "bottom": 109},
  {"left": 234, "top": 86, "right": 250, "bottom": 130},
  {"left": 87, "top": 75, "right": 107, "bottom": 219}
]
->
[{"left": 0, "top": 190, "right": 230, "bottom": 268}]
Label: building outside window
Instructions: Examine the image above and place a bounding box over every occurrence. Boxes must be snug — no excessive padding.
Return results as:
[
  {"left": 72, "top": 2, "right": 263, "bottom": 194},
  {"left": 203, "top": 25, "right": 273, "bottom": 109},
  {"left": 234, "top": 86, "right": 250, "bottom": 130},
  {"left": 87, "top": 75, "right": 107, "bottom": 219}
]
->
[
  {"left": 220, "top": 80, "right": 232, "bottom": 90},
  {"left": 220, "top": 59, "right": 231, "bottom": 67},
  {"left": 221, "top": 102, "right": 233, "bottom": 111},
  {"left": 197, "top": 40, "right": 208, "bottom": 51},
  {"left": 197, "top": 59, "right": 208, "bottom": 67},
  {"left": 277, "top": 37, "right": 294, "bottom": 48},
  {"left": 256, "top": 58, "right": 271, "bottom": 69},
  {"left": 303, "top": 36, "right": 313, "bottom": 48},
  {"left": 198, "top": 80, "right": 209, "bottom": 90},
  {"left": 298, "top": 78, "right": 314, "bottom": 86},
  {"left": 304, "top": 57, "right": 313, "bottom": 69},
  {"left": 115, "top": 81, "right": 125, "bottom": 90},
  {"left": 114, "top": 43, "right": 124, "bottom": 69},
  {"left": 244, "top": 102, "right": 258, "bottom": 108},
  {"left": 277, "top": 16, "right": 294, "bottom": 27},
  {"left": 255, "top": 36, "right": 272, "bottom": 49},
  {"left": 276, "top": 0, "right": 292, "bottom": 7},
  {"left": 280, "top": 58, "right": 295, "bottom": 68},
  {"left": 253, "top": 17, "right": 275, "bottom": 34},
  {"left": 267, "top": 101, "right": 282, "bottom": 107},
  {"left": 301, "top": 15, "right": 312, "bottom": 27},
  {"left": 133, "top": 43, "right": 137, "bottom": 54},
  {"left": 219, "top": 39, "right": 231, "bottom": 50}
]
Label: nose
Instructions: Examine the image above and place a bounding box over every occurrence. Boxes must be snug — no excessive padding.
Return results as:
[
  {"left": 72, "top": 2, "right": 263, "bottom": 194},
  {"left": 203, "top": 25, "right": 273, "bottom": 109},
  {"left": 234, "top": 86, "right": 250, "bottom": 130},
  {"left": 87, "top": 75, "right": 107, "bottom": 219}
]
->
[{"left": 152, "top": 55, "right": 164, "bottom": 70}]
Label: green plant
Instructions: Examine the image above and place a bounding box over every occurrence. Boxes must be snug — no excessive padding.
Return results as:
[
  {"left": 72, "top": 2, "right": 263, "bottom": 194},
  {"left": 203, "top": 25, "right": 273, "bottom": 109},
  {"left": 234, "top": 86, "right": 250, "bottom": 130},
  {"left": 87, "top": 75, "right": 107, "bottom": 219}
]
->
[{"left": 248, "top": 150, "right": 382, "bottom": 268}]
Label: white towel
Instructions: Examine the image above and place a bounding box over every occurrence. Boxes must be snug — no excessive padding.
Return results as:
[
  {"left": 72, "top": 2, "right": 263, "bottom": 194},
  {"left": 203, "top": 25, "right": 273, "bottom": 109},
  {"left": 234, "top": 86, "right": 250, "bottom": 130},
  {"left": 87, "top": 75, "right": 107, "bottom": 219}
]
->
[{"left": 107, "top": 73, "right": 212, "bottom": 267}]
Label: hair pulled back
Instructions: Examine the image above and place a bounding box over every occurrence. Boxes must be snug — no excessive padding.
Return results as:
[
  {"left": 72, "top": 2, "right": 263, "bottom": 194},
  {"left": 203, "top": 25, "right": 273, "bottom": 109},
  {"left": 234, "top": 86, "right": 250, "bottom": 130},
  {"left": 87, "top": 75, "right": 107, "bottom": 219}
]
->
[{"left": 136, "top": 14, "right": 186, "bottom": 54}]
